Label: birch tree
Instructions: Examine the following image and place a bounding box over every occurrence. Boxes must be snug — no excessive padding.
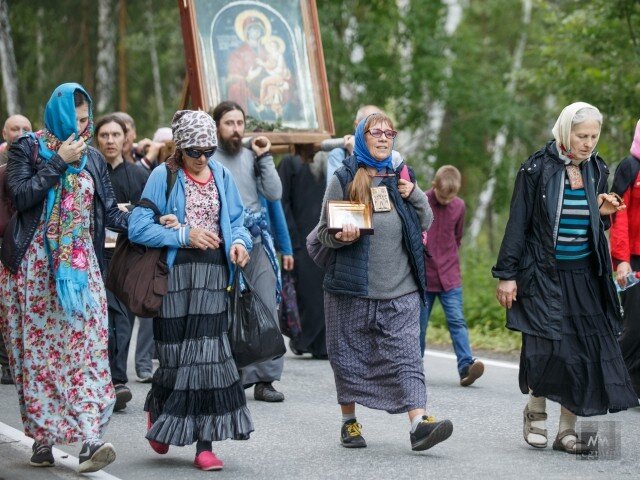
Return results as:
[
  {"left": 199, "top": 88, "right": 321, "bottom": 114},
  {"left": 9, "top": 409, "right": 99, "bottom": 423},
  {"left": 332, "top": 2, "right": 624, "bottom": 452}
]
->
[
  {"left": 95, "top": 0, "right": 116, "bottom": 114},
  {"left": 0, "top": 0, "right": 20, "bottom": 115},
  {"left": 146, "top": 0, "right": 164, "bottom": 123},
  {"left": 468, "top": 0, "right": 532, "bottom": 243}
]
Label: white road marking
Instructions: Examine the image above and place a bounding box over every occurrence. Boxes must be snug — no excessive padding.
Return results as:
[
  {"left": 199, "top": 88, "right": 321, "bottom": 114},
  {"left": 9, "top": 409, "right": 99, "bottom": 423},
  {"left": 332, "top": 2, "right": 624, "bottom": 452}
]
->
[
  {"left": 425, "top": 349, "right": 519, "bottom": 370},
  {"left": 0, "top": 421, "right": 122, "bottom": 480}
]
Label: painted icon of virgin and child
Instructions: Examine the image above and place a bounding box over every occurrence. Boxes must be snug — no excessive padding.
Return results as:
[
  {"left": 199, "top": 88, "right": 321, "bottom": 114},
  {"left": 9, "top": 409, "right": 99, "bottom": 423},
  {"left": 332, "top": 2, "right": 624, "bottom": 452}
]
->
[{"left": 226, "top": 10, "right": 293, "bottom": 120}]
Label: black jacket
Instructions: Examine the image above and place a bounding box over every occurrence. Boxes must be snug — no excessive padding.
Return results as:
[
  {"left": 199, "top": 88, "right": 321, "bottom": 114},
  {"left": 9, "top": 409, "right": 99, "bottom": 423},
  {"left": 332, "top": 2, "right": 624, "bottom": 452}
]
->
[
  {"left": 492, "top": 141, "right": 621, "bottom": 340},
  {"left": 1, "top": 134, "right": 129, "bottom": 274}
]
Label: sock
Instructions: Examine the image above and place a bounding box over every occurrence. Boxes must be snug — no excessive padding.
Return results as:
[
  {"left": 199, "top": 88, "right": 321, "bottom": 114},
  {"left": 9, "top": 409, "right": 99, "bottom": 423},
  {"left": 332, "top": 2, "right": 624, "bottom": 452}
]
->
[
  {"left": 526, "top": 393, "right": 546, "bottom": 445},
  {"left": 196, "top": 440, "right": 212, "bottom": 454},
  {"left": 342, "top": 412, "right": 356, "bottom": 424},
  {"left": 559, "top": 407, "right": 577, "bottom": 447},
  {"left": 410, "top": 414, "right": 425, "bottom": 433}
]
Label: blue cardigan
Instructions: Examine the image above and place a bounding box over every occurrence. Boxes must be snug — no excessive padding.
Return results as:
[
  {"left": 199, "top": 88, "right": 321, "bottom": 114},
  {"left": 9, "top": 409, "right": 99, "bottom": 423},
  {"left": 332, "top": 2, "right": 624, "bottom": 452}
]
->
[
  {"left": 263, "top": 198, "right": 293, "bottom": 256},
  {"left": 128, "top": 161, "right": 252, "bottom": 275}
]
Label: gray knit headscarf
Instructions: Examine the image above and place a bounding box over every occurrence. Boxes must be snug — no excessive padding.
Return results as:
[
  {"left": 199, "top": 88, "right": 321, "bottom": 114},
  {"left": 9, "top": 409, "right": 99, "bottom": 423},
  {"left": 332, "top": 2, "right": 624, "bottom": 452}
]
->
[{"left": 171, "top": 110, "right": 217, "bottom": 150}]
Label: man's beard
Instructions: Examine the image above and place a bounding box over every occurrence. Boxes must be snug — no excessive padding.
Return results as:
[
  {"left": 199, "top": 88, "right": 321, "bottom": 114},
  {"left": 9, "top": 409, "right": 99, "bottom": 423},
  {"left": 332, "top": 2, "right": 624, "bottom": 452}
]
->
[{"left": 219, "top": 134, "right": 242, "bottom": 156}]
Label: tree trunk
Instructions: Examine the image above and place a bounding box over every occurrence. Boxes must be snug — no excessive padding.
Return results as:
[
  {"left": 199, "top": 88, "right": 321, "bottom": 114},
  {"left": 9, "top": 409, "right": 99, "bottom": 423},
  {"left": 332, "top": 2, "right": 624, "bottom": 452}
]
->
[
  {"left": 468, "top": 0, "right": 532, "bottom": 244},
  {"left": 81, "top": 0, "right": 94, "bottom": 94},
  {"left": 118, "top": 0, "right": 127, "bottom": 112},
  {"left": 0, "top": 0, "right": 21, "bottom": 115},
  {"left": 36, "top": 7, "right": 45, "bottom": 95},
  {"left": 95, "top": 0, "right": 116, "bottom": 114},
  {"left": 146, "top": 0, "right": 164, "bottom": 123}
]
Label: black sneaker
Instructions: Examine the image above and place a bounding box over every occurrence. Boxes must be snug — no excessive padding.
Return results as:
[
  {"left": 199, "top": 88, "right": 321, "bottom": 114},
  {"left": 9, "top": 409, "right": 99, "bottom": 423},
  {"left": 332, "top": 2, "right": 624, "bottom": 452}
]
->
[
  {"left": 78, "top": 441, "right": 116, "bottom": 473},
  {"left": 460, "top": 360, "right": 485, "bottom": 387},
  {"left": 254, "top": 382, "right": 285, "bottom": 402},
  {"left": 1, "top": 365, "right": 14, "bottom": 385},
  {"left": 410, "top": 416, "right": 453, "bottom": 451},
  {"left": 340, "top": 419, "right": 367, "bottom": 448},
  {"left": 113, "top": 384, "right": 132, "bottom": 411},
  {"left": 30, "top": 442, "right": 54, "bottom": 467}
]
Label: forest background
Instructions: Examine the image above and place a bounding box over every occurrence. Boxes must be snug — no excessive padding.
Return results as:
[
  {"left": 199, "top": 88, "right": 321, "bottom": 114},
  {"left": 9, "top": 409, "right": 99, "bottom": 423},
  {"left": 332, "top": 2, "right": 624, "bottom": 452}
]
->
[{"left": 1, "top": 0, "right": 639, "bottom": 352}]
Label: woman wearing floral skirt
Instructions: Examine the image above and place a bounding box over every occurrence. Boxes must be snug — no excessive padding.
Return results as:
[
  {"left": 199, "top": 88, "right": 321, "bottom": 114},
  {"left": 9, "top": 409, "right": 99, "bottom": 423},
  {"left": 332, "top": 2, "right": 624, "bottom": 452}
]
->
[
  {"left": 0, "top": 83, "right": 129, "bottom": 472},
  {"left": 128, "top": 110, "right": 252, "bottom": 471}
]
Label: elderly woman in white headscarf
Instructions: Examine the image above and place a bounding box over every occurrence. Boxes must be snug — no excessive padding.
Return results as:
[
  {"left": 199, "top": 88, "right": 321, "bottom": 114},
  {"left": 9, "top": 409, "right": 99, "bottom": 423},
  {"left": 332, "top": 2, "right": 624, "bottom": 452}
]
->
[
  {"left": 492, "top": 102, "right": 638, "bottom": 454},
  {"left": 128, "top": 110, "right": 252, "bottom": 471}
]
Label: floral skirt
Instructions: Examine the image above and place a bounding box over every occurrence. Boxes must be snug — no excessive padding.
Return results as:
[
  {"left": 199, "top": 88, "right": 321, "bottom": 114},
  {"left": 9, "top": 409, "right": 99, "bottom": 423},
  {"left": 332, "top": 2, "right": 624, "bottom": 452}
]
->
[{"left": 0, "top": 220, "right": 114, "bottom": 444}]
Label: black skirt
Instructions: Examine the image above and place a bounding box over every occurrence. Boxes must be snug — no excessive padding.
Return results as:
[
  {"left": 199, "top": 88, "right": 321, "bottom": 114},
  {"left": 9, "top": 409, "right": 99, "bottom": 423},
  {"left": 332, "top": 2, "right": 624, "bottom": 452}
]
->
[
  {"left": 145, "top": 248, "right": 253, "bottom": 445},
  {"left": 519, "top": 259, "right": 639, "bottom": 416}
]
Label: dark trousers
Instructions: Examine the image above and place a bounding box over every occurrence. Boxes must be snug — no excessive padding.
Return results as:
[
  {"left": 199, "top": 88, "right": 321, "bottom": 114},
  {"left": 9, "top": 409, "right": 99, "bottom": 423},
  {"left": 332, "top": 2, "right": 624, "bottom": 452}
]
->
[
  {"left": 107, "top": 289, "right": 133, "bottom": 384},
  {"left": 620, "top": 255, "right": 640, "bottom": 395}
]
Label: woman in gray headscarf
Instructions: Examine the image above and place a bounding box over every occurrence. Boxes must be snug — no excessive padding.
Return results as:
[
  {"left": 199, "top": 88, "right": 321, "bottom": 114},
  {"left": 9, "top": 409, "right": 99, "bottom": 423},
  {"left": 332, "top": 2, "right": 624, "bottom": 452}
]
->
[
  {"left": 128, "top": 110, "right": 252, "bottom": 471},
  {"left": 493, "top": 102, "right": 638, "bottom": 454}
]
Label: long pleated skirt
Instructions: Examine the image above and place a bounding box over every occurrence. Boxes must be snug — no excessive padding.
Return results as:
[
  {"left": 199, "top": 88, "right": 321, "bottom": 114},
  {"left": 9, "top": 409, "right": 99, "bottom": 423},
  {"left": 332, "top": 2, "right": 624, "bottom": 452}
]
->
[
  {"left": 519, "top": 261, "right": 639, "bottom": 416},
  {"left": 325, "top": 291, "right": 426, "bottom": 414},
  {"left": 145, "top": 249, "right": 253, "bottom": 445}
]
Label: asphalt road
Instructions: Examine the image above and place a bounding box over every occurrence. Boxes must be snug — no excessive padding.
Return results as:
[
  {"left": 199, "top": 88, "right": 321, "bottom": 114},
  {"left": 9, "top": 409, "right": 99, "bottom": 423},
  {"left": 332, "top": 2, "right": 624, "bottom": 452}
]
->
[{"left": 1, "top": 330, "right": 639, "bottom": 480}]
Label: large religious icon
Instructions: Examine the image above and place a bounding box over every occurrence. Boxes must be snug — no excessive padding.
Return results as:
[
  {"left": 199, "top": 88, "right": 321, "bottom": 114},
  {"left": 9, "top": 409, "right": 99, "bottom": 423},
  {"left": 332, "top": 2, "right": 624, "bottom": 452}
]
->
[{"left": 178, "top": 0, "right": 334, "bottom": 145}]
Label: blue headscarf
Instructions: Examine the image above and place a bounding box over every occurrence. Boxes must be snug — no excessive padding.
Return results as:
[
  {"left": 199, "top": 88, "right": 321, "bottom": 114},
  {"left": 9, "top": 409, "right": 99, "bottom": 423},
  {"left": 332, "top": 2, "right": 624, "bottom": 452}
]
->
[
  {"left": 353, "top": 115, "right": 394, "bottom": 172},
  {"left": 37, "top": 83, "right": 95, "bottom": 320}
]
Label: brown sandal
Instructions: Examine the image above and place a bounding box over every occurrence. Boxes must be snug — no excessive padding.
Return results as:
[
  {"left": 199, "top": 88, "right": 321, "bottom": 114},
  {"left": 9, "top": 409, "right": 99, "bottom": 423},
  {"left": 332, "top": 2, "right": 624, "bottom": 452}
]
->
[
  {"left": 523, "top": 405, "right": 548, "bottom": 448},
  {"left": 552, "top": 429, "right": 591, "bottom": 454}
]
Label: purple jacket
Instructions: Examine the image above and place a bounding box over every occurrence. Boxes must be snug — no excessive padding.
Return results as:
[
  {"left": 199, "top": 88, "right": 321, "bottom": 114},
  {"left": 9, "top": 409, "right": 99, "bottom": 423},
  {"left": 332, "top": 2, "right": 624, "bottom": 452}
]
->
[{"left": 425, "top": 189, "right": 464, "bottom": 292}]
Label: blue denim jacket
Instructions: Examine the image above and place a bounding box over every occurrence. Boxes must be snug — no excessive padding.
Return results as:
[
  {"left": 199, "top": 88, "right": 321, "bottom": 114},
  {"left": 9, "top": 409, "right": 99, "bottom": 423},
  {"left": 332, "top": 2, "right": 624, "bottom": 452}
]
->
[{"left": 128, "top": 161, "right": 252, "bottom": 276}]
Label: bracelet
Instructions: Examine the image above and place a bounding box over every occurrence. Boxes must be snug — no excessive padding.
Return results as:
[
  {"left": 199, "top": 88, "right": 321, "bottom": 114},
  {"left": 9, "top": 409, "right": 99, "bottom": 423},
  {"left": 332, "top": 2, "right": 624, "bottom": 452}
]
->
[{"left": 255, "top": 152, "right": 270, "bottom": 161}]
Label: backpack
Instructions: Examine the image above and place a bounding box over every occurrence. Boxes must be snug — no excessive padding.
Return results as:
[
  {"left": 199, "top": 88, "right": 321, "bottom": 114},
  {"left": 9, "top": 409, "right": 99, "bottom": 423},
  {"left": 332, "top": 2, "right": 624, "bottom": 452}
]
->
[{"left": 0, "top": 141, "right": 39, "bottom": 237}]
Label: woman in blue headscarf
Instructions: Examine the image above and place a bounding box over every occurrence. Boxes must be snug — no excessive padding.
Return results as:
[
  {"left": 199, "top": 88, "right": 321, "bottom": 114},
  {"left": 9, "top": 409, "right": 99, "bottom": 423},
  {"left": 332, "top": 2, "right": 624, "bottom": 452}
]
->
[
  {"left": 0, "top": 83, "right": 128, "bottom": 473},
  {"left": 316, "top": 112, "right": 453, "bottom": 452}
]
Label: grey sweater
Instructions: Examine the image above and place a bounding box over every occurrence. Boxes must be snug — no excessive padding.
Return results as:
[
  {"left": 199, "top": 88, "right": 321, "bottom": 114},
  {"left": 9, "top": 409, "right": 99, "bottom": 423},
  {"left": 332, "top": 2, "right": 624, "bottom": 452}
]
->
[
  {"left": 213, "top": 146, "right": 282, "bottom": 213},
  {"left": 318, "top": 175, "right": 433, "bottom": 299}
]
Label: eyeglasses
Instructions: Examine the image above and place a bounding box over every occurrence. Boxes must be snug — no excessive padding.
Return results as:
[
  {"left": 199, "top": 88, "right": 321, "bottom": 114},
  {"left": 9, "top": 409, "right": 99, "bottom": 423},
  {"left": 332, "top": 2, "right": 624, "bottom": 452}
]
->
[
  {"left": 183, "top": 147, "right": 216, "bottom": 159},
  {"left": 366, "top": 128, "right": 398, "bottom": 139}
]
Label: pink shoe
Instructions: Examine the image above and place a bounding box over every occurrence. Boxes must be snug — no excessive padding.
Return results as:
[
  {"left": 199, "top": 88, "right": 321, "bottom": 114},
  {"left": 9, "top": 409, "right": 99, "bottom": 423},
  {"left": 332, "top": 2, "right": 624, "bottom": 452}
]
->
[
  {"left": 194, "top": 451, "right": 224, "bottom": 471},
  {"left": 147, "top": 412, "right": 169, "bottom": 454}
]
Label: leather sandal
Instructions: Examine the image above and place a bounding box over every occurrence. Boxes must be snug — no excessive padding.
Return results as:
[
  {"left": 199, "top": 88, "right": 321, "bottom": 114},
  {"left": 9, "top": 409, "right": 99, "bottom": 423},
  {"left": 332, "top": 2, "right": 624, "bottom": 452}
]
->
[
  {"left": 552, "top": 429, "right": 591, "bottom": 454},
  {"left": 523, "top": 405, "right": 548, "bottom": 448}
]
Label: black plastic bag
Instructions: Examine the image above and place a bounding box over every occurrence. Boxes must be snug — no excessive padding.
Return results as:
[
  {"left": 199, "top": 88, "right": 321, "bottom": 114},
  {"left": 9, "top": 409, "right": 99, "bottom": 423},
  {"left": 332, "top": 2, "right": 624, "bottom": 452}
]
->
[{"left": 228, "top": 269, "right": 286, "bottom": 369}]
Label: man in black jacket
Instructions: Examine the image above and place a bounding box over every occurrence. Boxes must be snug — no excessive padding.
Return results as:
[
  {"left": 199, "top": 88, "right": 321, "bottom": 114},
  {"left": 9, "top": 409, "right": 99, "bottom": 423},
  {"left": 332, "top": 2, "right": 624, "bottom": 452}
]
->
[{"left": 95, "top": 114, "right": 150, "bottom": 411}]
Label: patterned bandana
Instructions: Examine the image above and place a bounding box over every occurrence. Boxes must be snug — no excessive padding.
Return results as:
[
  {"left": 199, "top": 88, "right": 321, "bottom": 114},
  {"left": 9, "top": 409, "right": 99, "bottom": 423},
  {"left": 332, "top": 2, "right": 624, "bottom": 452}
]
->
[
  {"left": 37, "top": 83, "right": 95, "bottom": 319},
  {"left": 171, "top": 110, "right": 217, "bottom": 150}
]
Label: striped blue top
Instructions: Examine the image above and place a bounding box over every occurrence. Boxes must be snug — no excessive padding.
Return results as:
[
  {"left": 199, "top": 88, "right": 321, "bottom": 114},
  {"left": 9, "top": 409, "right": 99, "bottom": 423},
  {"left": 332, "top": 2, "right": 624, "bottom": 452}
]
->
[{"left": 555, "top": 176, "right": 592, "bottom": 262}]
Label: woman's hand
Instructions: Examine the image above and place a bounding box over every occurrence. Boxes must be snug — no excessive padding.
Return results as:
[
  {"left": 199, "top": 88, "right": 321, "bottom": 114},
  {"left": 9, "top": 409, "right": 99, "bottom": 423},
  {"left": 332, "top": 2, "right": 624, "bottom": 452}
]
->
[
  {"left": 189, "top": 228, "right": 220, "bottom": 250},
  {"left": 496, "top": 280, "right": 517, "bottom": 309},
  {"left": 230, "top": 244, "right": 250, "bottom": 267},
  {"left": 159, "top": 214, "right": 180, "bottom": 230},
  {"left": 57, "top": 134, "right": 86, "bottom": 164},
  {"left": 398, "top": 178, "right": 415, "bottom": 199},
  {"left": 598, "top": 193, "right": 625, "bottom": 215},
  {"left": 282, "top": 255, "right": 294, "bottom": 271},
  {"left": 335, "top": 223, "right": 360, "bottom": 243},
  {"left": 616, "top": 261, "right": 632, "bottom": 288}
]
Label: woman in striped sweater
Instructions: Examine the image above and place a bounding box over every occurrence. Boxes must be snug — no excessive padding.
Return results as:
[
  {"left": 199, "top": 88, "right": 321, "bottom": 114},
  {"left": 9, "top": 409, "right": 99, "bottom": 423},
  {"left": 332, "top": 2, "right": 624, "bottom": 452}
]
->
[{"left": 492, "top": 102, "right": 638, "bottom": 454}]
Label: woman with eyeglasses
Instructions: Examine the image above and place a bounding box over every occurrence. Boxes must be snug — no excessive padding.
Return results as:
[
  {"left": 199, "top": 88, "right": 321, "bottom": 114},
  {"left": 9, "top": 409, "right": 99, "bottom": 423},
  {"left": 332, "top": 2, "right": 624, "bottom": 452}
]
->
[
  {"left": 493, "top": 102, "right": 638, "bottom": 454},
  {"left": 127, "top": 110, "right": 253, "bottom": 471},
  {"left": 316, "top": 112, "right": 453, "bottom": 452}
]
